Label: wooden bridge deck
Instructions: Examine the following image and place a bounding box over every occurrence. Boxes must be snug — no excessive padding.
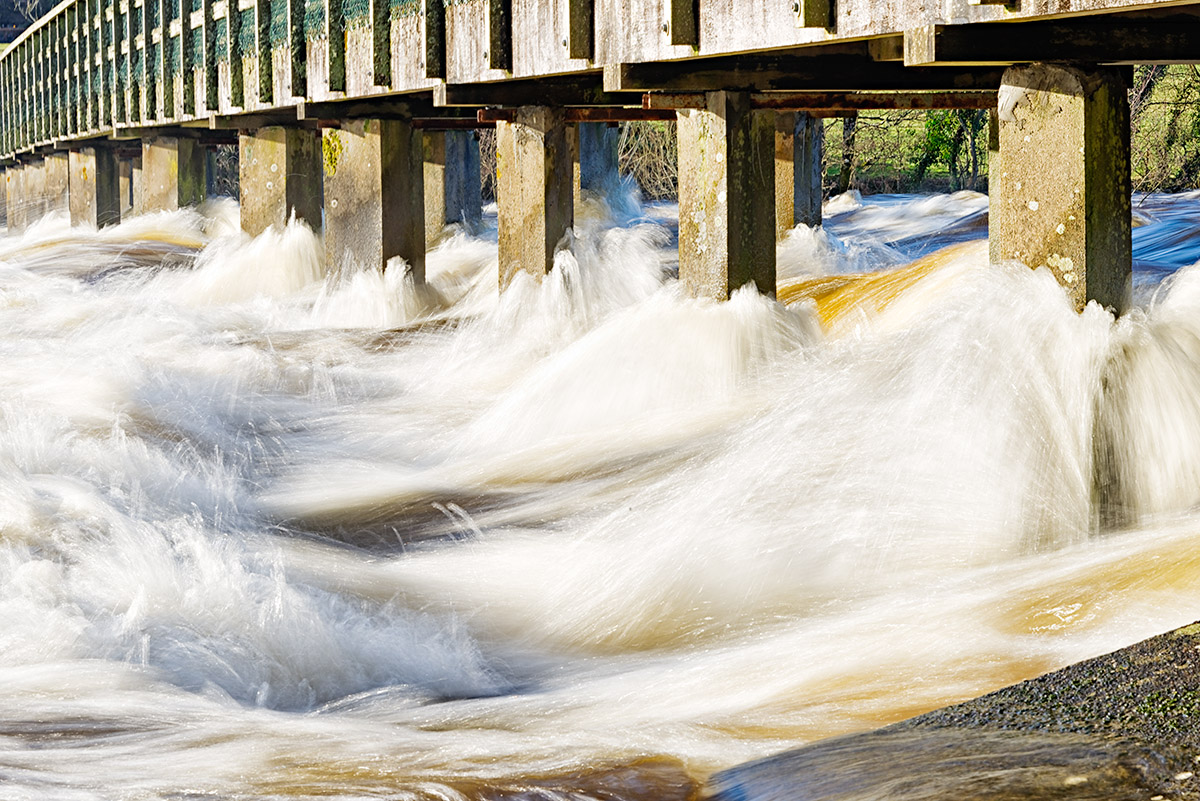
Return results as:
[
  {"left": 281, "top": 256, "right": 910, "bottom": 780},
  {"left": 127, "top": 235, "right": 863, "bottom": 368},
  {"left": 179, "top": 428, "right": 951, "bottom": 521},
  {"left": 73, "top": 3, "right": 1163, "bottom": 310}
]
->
[{"left": 2, "top": 0, "right": 1200, "bottom": 160}]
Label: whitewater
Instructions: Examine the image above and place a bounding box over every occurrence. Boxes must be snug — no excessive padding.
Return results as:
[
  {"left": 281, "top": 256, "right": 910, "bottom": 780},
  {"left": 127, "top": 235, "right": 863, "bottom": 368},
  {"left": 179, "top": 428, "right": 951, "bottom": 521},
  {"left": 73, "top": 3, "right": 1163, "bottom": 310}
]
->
[{"left": 2, "top": 188, "right": 1200, "bottom": 799}]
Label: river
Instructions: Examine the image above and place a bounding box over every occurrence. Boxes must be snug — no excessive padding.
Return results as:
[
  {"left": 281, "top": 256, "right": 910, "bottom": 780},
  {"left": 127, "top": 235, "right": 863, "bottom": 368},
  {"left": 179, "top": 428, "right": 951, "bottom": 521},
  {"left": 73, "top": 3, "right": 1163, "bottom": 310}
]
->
[{"left": 2, "top": 188, "right": 1200, "bottom": 799}]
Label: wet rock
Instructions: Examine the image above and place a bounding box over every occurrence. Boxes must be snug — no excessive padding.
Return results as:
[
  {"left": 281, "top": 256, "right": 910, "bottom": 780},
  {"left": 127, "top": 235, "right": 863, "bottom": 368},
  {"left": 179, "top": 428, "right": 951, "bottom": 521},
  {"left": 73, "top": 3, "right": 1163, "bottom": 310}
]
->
[{"left": 709, "top": 621, "right": 1200, "bottom": 800}]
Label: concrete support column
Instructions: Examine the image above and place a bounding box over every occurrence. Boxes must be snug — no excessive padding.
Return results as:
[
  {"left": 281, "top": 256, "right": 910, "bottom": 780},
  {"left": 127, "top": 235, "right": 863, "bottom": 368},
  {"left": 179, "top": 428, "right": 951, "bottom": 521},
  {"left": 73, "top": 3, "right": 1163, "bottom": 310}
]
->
[
  {"left": 69, "top": 147, "right": 121, "bottom": 228},
  {"left": 239, "top": 126, "right": 323, "bottom": 236},
  {"left": 496, "top": 106, "right": 573, "bottom": 289},
  {"left": 139, "top": 136, "right": 207, "bottom": 213},
  {"left": 992, "top": 63, "right": 1131, "bottom": 313},
  {"left": 423, "top": 129, "right": 483, "bottom": 248},
  {"left": 5, "top": 166, "right": 26, "bottom": 232},
  {"left": 43, "top": 153, "right": 70, "bottom": 217},
  {"left": 677, "top": 91, "right": 776, "bottom": 300},
  {"left": 324, "top": 118, "right": 425, "bottom": 279},
  {"left": 774, "top": 112, "right": 824, "bottom": 237}
]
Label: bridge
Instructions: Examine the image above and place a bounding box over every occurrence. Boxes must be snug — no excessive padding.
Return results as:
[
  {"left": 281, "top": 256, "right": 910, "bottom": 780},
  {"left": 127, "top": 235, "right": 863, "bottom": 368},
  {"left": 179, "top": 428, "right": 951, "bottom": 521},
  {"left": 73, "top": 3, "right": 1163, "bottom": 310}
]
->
[{"left": 1, "top": 0, "right": 1196, "bottom": 310}]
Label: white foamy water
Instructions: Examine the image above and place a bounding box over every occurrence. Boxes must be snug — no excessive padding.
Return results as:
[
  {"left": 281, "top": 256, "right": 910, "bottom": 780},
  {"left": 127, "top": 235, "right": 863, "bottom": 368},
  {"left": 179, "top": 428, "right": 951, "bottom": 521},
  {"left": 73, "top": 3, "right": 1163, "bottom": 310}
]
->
[{"left": 3, "top": 192, "right": 1200, "bottom": 800}]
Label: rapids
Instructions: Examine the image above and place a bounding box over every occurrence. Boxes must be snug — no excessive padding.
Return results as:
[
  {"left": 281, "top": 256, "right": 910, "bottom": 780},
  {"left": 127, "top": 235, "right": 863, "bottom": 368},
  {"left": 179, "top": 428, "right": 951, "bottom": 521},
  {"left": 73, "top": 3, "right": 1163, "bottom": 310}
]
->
[{"left": 2, "top": 189, "right": 1200, "bottom": 799}]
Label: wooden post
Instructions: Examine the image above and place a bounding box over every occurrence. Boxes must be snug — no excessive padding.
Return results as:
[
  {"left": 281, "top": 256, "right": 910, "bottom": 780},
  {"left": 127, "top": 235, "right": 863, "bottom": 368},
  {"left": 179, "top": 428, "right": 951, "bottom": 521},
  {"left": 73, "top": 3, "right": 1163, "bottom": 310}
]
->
[
  {"left": 239, "top": 125, "right": 323, "bottom": 236},
  {"left": 991, "top": 63, "right": 1131, "bottom": 313},
  {"left": 677, "top": 90, "right": 776, "bottom": 300},
  {"left": 324, "top": 118, "right": 425, "bottom": 279},
  {"left": 496, "top": 106, "right": 573, "bottom": 289}
]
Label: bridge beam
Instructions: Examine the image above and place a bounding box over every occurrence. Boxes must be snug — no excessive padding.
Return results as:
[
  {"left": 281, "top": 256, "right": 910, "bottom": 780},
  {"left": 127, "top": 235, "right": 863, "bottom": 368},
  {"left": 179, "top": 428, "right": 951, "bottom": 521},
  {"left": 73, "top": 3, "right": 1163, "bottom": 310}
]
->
[
  {"left": 991, "top": 63, "right": 1130, "bottom": 314},
  {"left": 775, "top": 111, "right": 824, "bottom": 238},
  {"left": 239, "top": 126, "right": 323, "bottom": 237},
  {"left": 69, "top": 146, "right": 121, "bottom": 228},
  {"left": 677, "top": 91, "right": 776, "bottom": 300},
  {"left": 423, "top": 129, "right": 482, "bottom": 248},
  {"left": 323, "top": 118, "right": 426, "bottom": 279},
  {"left": 496, "top": 106, "right": 574, "bottom": 290}
]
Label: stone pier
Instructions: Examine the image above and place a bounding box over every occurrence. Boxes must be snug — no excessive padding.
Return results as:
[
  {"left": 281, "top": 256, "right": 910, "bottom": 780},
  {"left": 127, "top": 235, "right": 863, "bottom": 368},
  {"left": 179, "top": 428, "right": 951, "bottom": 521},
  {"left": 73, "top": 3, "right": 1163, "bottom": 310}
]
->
[
  {"left": 677, "top": 91, "right": 776, "bottom": 300},
  {"left": 69, "top": 147, "right": 121, "bottom": 228},
  {"left": 991, "top": 62, "right": 1131, "bottom": 313},
  {"left": 496, "top": 106, "right": 574, "bottom": 289},
  {"left": 239, "top": 126, "right": 324, "bottom": 237},
  {"left": 423, "top": 129, "right": 482, "bottom": 248},
  {"left": 323, "top": 118, "right": 426, "bottom": 278}
]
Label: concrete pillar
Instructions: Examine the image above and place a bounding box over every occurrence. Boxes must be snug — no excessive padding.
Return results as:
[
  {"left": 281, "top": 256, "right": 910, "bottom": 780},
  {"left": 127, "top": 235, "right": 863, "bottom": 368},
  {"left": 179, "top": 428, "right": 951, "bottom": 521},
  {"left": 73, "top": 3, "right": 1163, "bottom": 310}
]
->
[
  {"left": 239, "top": 126, "right": 323, "bottom": 236},
  {"left": 43, "top": 153, "right": 70, "bottom": 217},
  {"left": 677, "top": 91, "right": 776, "bottom": 300},
  {"left": 422, "top": 130, "right": 482, "bottom": 247},
  {"left": 139, "top": 136, "right": 207, "bottom": 213},
  {"left": 69, "top": 147, "right": 121, "bottom": 228},
  {"left": 776, "top": 112, "right": 824, "bottom": 238},
  {"left": 992, "top": 63, "right": 1131, "bottom": 313},
  {"left": 324, "top": 118, "right": 425, "bottom": 279},
  {"left": 5, "top": 166, "right": 26, "bottom": 232},
  {"left": 496, "top": 106, "right": 574, "bottom": 289},
  {"left": 119, "top": 156, "right": 136, "bottom": 216}
]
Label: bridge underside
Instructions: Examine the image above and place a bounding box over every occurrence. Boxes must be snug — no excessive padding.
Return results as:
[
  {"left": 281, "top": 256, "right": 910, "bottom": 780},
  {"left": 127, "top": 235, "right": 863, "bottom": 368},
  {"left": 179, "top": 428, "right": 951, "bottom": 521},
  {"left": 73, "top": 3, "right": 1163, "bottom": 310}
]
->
[{"left": 4, "top": 0, "right": 1197, "bottom": 311}]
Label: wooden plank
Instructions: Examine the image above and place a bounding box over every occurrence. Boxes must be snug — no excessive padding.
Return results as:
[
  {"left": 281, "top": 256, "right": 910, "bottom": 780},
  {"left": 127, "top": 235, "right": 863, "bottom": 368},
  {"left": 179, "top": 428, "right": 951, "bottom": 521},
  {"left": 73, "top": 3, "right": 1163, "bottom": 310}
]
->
[
  {"left": 423, "top": 0, "right": 444, "bottom": 79},
  {"left": 130, "top": 0, "right": 141, "bottom": 122},
  {"left": 669, "top": 0, "right": 697, "bottom": 46},
  {"left": 412, "top": 117, "right": 488, "bottom": 129},
  {"left": 327, "top": 0, "right": 345, "bottom": 91},
  {"left": 372, "top": 0, "right": 389, "bottom": 86},
  {"left": 604, "top": 52, "right": 1005, "bottom": 92},
  {"left": 51, "top": 16, "right": 61, "bottom": 138},
  {"left": 180, "top": 0, "right": 194, "bottom": 114},
  {"left": 227, "top": 0, "right": 244, "bottom": 106},
  {"left": 204, "top": 0, "right": 218, "bottom": 109},
  {"left": 256, "top": 0, "right": 272, "bottom": 104},
  {"left": 568, "top": 0, "right": 593, "bottom": 60},
  {"left": 434, "top": 77, "right": 639, "bottom": 107},
  {"left": 116, "top": 0, "right": 127, "bottom": 122},
  {"left": 289, "top": 0, "right": 305, "bottom": 96},
  {"left": 905, "top": 16, "right": 1200, "bottom": 66},
  {"left": 489, "top": 0, "right": 511, "bottom": 71},
  {"left": 142, "top": 0, "right": 155, "bottom": 118},
  {"left": 795, "top": 0, "right": 832, "bottom": 30},
  {"left": 162, "top": 0, "right": 175, "bottom": 117}
]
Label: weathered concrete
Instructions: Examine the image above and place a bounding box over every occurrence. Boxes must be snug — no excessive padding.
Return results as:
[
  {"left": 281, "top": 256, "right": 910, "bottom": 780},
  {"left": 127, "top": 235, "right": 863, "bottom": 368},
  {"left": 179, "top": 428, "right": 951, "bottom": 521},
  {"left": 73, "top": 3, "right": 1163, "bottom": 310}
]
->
[
  {"left": 423, "top": 129, "right": 483, "bottom": 248},
  {"left": 239, "top": 126, "right": 324, "bottom": 237},
  {"left": 118, "top": 156, "right": 138, "bottom": 217},
  {"left": 139, "top": 137, "right": 208, "bottom": 213},
  {"left": 677, "top": 91, "right": 776, "bottom": 300},
  {"left": 139, "top": 138, "right": 179, "bottom": 213},
  {"left": 68, "top": 147, "right": 121, "bottom": 228},
  {"left": 774, "top": 111, "right": 824, "bottom": 238},
  {"left": 991, "top": 63, "right": 1131, "bottom": 314},
  {"left": 496, "top": 106, "right": 574, "bottom": 289},
  {"left": 324, "top": 118, "right": 426, "bottom": 279},
  {"left": 5, "top": 166, "right": 25, "bottom": 232},
  {"left": 709, "top": 621, "right": 1200, "bottom": 801}
]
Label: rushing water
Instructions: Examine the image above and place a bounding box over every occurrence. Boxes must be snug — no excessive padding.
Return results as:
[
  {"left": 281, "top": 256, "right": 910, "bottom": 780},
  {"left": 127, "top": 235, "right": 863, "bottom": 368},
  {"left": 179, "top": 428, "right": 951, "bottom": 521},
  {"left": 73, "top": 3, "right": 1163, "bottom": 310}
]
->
[{"left": 4, "top": 188, "right": 1200, "bottom": 800}]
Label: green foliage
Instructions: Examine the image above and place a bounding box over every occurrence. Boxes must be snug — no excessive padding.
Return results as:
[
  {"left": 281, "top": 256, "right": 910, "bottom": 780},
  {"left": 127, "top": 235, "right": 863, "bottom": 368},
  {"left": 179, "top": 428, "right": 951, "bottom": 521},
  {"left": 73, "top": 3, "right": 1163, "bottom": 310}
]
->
[{"left": 1131, "top": 65, "right": 1200, "bottom": 192}]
